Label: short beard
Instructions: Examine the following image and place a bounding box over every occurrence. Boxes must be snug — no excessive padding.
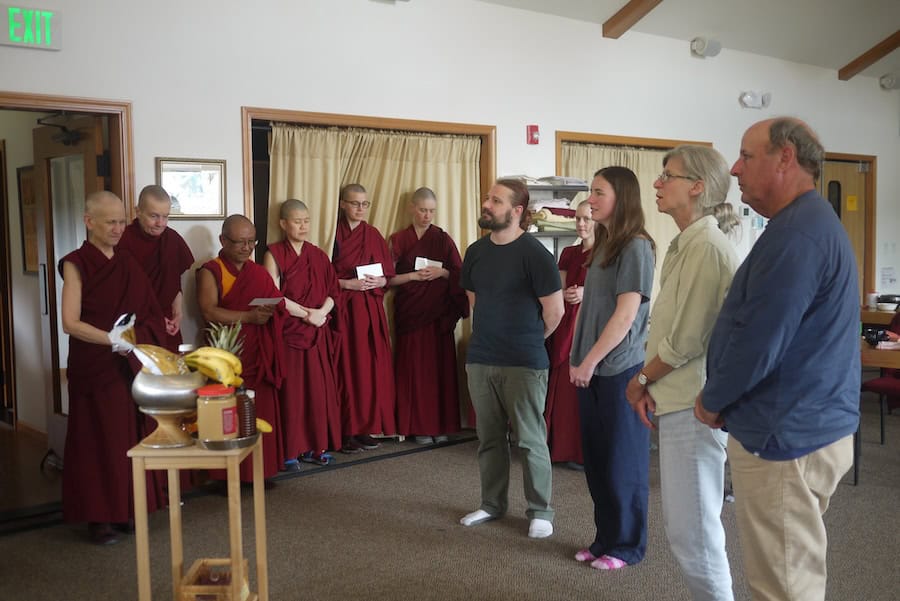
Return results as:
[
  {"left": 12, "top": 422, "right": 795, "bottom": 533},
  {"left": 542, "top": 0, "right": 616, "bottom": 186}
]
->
[{"left": 478, "top": 209, "right": 514, "bottom": 231}]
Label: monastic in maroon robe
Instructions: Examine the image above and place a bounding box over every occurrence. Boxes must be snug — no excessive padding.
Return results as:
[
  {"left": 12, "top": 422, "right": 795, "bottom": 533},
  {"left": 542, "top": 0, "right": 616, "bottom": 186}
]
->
[
  {"left": 390, "top": 225, "right": 468, "bottom": 436},
  {"left": 331, "top": 217, "right": 396, "bottom": 436},
  {"left": 200, "top": 254, "right": 285, "bottom": 480},
  {"left": 118, "top": 220, "right": 194, "bottom": 351},
  {"left": 268, "top": 239, "right": 342, "bottom": 456},
  {"left": 60, "top": 241, "right": 168, "bottom": 525},
  {"left": 545, "top": 244, "right": 588, "bottom": 464}
]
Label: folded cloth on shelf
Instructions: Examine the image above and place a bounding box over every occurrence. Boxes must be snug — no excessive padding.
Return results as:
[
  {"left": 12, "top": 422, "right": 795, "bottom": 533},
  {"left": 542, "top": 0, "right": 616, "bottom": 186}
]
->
[
  {"left": 545, "top": 207, "right": 576, "bottom": 217},
  {"left": 534, "top": 220, "right": 576, "bottom": 232},
  {"left": 534, "top": 209, "right": 577, "bottom": 223}
]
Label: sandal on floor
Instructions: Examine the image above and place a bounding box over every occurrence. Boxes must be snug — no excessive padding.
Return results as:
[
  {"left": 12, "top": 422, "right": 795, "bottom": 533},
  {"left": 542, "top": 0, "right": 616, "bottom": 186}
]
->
[
  {"left": 301, "top": 451, "right": 334, "bottom": 465},
  {"left": 574, "top": 548, "right": 597, "bottom": 562},
  {"left": 590, "top": 555, "right": 627, "bottom": 570}
]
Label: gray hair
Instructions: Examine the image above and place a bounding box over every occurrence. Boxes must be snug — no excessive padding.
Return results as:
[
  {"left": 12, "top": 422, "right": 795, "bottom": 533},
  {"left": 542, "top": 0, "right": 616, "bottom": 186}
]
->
[
  {"left": 280, "top": 198, "right": 309, "bottom": 219},
  {"left": 767, "top": 117, "right": 824, "bottom": 180},
  {"left": 137, "top": 185, "right": 171, "bottom": 209},
  {"left": 663, "top": 145, "right": 739, "bottom": 236}
]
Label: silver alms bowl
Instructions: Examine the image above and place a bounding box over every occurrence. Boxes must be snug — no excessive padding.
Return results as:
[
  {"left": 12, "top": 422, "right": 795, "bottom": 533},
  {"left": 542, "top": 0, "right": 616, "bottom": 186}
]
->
[{"left": 131, "top": 370, "right": 206, "bottom": 411}]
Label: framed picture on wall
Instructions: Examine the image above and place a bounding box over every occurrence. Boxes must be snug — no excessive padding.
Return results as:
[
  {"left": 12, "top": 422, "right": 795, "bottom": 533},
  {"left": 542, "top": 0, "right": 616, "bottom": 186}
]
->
[
  {"left": 16, "top": 165, "right": 38, "bottom": 273},
  {"left": 155, "top": 157, "right": 226, "bottom": 219}
]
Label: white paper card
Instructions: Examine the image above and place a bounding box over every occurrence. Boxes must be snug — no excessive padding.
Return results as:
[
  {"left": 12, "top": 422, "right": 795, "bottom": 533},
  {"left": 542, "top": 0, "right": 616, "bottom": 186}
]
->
[
  {"left": 249, "top": 297, "right": 283, "bottom": 306},
  {"left": 415, "top": 256, "right": 443, "bottom": 270},
  {"left": 356, "top": 263, "right": 384, "bottom": 279}
]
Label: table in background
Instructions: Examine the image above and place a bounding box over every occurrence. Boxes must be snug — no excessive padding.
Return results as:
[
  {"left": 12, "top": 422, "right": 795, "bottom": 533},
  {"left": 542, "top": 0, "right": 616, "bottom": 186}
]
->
[
  {"left": 855, "top": 341, "right": 900, "bottom": 485},
  {"left": 861, "top": 309, "right": 896, "bottom": 327},
  {"left": 128, "top": 438, "right": 268, "bottom": 601}
]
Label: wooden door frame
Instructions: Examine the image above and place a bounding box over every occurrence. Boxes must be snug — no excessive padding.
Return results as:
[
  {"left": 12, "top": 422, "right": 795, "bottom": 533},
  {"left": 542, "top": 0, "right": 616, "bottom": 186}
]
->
[
  {"left": 824, "top": 152, "right": 876, "bottom": 297},
  {"left": 0, "top": 92, "right": 134, "bottom": 210},
  {"left": 0, "top": 91, "right": 134, "bottom": 433},
  {"left": 0, "top": 139, "right": 14, "bottom": 427},
  {"left": 555, "top": 131, "right": 712, "bottom": 174},
  {"left": 239, "top": 106, "right": 496, "bottom": 220}
]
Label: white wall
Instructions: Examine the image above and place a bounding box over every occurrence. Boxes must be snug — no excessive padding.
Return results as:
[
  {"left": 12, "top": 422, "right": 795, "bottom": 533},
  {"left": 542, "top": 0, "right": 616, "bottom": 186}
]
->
[
  {"left": 2, "top": 0, "right": 899, "bottom": 431},
  {"left": 0, "top": 110, "right": 48, "bottom": 430}
]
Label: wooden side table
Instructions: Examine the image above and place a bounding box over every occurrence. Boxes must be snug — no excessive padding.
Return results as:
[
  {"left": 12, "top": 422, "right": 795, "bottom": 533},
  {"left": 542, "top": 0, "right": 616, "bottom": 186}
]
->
[{"left": 127, "top": 438, "right": 268, "bottom": 601}]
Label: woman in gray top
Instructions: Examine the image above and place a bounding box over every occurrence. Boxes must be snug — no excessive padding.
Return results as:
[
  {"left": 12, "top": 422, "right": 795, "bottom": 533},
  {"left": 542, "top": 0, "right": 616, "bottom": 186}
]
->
[
  {"left": 624, "top": 145, "right": 740, "bottom": 600},
  {"left": 569, "top": 166, "right": 655, "bottom": 570}
]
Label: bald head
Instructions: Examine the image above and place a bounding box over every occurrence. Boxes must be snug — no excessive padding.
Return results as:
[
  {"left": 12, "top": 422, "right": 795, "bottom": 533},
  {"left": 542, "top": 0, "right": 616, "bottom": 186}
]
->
[
  {"left": 84, "top": 191, "right": 126, "bottom": 251},
  {"left": 219, "top": 214, "right": 257, "bottom": 265},
  {"left": 222, "top": 214, "right": 255, "bottom": 238},
  {"left": 279, "top": 199, "right": 309, "bottom": 220},
  {"left": 85, "top": 191, "right": 124, "bottom": 217}
]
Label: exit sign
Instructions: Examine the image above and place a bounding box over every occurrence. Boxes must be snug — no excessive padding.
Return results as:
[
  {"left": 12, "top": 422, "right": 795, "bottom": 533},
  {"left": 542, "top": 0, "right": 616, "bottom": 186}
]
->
[{"left": 1, "top": 4, "right": 60, "bottom": 50}]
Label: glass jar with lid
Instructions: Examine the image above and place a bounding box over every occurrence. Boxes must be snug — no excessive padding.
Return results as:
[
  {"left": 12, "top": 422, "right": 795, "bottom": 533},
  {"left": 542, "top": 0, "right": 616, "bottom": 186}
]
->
[{"left": 196, "top": 384, "right": 238, "bottom": 442}]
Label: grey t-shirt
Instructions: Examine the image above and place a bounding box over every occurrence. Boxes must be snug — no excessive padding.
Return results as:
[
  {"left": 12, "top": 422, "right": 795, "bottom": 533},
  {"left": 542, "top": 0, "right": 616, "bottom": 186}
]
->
[
  {"left": 461, "top": 233, "right": 561, "bottom": 369},
  {"left": 570, "top": 237, "right": 655, "bottom": 376}
]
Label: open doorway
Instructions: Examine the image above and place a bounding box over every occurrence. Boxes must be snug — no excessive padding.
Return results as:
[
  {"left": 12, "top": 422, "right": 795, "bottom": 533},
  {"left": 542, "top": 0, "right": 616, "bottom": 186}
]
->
[{"left": 0, "top": 92, "right": 133, "bottom": 518}]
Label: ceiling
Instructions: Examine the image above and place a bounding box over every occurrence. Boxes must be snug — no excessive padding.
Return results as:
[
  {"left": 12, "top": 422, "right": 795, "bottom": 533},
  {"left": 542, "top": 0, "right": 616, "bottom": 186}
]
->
[{"left": 478, "top": 0, "right": 900, "bottom": 80}]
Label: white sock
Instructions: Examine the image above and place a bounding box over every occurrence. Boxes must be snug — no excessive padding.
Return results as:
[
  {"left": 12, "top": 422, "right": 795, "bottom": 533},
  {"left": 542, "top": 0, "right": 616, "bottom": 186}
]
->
[
  {"left": 459, "top": 509, "right": 496, "bottom": 526},
  {"left": 528, "top": 518, "right": 553, "bottom": 539}
]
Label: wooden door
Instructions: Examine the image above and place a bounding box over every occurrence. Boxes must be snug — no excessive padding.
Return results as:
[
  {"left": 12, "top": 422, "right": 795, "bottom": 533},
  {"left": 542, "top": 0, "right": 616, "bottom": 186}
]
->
[
  {"left": 822, "top": 159, "right": 867, "bottom": 304},
  {"left": 33, "top": 115, "right": 106, "bottom": 459}
]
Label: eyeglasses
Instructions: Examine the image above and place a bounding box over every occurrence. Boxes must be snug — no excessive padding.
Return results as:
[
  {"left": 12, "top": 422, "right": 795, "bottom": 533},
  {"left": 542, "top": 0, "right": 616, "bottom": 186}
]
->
[
  {"left": 343, "top": 200, "right": 371, "bottom": 209},
  {"left": 656, "top": 171, "right": 699, "bottom": 183},
  {"left": 223, "top": 235, "right": 257, "bottom": 248}
]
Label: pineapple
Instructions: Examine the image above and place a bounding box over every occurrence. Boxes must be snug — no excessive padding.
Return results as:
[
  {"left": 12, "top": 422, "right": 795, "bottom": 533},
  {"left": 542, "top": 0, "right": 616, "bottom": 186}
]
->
[{"left": 205, "top": 322, "right": 245, "bottom": 357}]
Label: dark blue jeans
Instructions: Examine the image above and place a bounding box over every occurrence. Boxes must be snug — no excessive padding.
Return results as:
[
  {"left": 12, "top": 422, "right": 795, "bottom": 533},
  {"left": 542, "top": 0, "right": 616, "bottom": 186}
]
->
[{"left": 577, "top": 363, "right": 649, "bottom": 564}]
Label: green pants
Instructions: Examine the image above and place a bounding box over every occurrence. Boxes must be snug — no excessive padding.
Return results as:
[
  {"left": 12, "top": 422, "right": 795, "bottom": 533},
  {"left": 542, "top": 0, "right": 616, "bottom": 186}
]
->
[{"left": 466, "top": 364, "right": 554, "bottom": 521}]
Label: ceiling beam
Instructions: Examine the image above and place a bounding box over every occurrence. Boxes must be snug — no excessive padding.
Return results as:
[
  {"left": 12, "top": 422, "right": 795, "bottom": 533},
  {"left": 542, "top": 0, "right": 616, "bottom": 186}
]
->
[
  {"left": 838, "top": 29, "right": 900, "bottom": 81},
  {"left": 602, "top": 0, "right": 663, "bottom": 39}
]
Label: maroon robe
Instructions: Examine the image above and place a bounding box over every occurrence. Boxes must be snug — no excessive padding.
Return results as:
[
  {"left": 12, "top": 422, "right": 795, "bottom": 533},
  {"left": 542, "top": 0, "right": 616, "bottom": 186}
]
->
[
  {"left": 60, "top": 241, "right": 168, "bottom": 524},
  {"left": 332, "top": 217, "right": 396, "bottom": 436},
  {"left": 200, "top": 254, "right": 285, "bottom": 480},
  {"left": 390, "top": 225, "right": 468, "bottom": 436},
  {"left": 545, "top": 244, "right": 588, "bottom": 464},
  {"left": 118, "top": 221, "right": 194, "bottom": 351},
  {"left": 269, "top": 239, "right": 342, "bottom": 456}
]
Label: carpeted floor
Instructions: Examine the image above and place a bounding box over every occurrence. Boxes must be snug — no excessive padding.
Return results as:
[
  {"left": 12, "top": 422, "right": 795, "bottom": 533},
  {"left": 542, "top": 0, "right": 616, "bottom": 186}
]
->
[{"left": 0, "top": 397, "right": 897, "bottom": 601}]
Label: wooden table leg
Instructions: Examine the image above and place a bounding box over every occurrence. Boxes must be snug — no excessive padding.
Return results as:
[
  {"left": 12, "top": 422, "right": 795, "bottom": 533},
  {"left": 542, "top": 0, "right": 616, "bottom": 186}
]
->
[
  {"left": 167, "top": 468, "right": 183, "bottom": 600},
  {"left": 226, "top": 455, "right": 244, "bottom": 601},
  {"left": 253, "top": 442, "right": 269, "bottom": 601},
  {"left": 132, "top": 456, "right": 151, "bottom": 601}
]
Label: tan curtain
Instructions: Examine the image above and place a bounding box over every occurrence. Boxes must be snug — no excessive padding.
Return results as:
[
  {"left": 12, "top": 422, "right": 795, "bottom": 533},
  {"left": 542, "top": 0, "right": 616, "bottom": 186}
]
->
[
  {"left": 268, "top": 124, "right": 481, "bottom": 259},
  {"left": 561, "top": 142, "right": 681, "bottom": 309},
  {"left": 268, "top": 124, "right": 483, "bottom": 425}
]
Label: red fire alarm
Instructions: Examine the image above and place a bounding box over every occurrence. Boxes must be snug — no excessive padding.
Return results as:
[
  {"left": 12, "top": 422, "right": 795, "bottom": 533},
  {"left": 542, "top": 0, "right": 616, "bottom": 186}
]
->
[{"left": 526, "top": 124, "right": 540, "bottom": 145}]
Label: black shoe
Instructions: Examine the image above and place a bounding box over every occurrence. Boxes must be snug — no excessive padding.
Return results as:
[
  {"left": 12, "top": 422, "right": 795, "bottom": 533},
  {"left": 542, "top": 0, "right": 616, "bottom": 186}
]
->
[
  {"left": 112, "top": 520, "right": 135, "bottom": 534},
  {"left": 88, "top": 522, "right": 120, "bottom": 546},
  {"left": 355, "top": 435, "right": 381, "bottom": 450},
  {"left": 341, "top": 438, "right": 364, "bottom": 454}
]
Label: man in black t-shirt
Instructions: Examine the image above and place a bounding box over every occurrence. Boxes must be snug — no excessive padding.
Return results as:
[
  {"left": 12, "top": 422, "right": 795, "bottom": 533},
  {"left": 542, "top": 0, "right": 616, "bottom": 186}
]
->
[{"left": 459, "top": 179, "right": 563, "bottom": 539}]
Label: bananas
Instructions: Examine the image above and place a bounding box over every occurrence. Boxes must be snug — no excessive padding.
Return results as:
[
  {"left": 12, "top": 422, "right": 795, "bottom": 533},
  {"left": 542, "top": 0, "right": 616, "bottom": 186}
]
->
[
  {"left": 183, "top": 348, "right": 244, "bottom": 388},
  {"left": 255, "top": 418, "right": 273, "bottom": 433},
  {"left": 133, "top": 344, "right": 190, "bottom": 375},
  {"left": 185, "top": 346, "right": 243, "bottom": 375}
]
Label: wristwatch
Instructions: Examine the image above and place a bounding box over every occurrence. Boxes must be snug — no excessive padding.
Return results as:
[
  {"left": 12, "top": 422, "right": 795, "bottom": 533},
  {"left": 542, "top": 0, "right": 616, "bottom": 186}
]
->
[{"left": 637, "top": 371, "right": 650, "bottom": 386}]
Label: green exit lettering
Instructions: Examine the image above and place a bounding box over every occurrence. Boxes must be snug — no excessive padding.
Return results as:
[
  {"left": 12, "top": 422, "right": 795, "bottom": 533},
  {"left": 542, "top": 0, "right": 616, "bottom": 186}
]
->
[{"left": 8, "top": 7, "right": 54, "bottom": 46}]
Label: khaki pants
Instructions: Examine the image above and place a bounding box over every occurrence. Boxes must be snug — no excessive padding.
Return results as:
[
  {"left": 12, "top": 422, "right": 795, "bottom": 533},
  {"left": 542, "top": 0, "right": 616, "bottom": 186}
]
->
[
  {"left": 728, "top": 435, "right": 853, "bottom": 601},
  {"left": 466, "top": 364, "right": 553, "bottom": 521}
]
